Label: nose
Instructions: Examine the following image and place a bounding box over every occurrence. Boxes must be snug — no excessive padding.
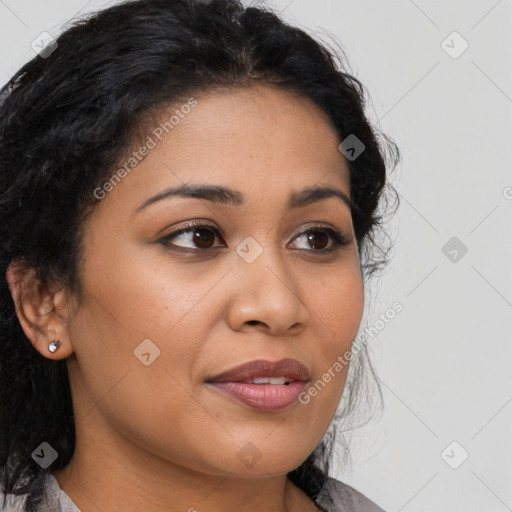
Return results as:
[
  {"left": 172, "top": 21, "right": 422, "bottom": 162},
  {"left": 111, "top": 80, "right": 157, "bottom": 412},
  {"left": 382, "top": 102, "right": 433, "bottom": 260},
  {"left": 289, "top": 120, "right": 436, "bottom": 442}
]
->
[{"left": 225, "top": 245, "right": 310, "bottom": 336}]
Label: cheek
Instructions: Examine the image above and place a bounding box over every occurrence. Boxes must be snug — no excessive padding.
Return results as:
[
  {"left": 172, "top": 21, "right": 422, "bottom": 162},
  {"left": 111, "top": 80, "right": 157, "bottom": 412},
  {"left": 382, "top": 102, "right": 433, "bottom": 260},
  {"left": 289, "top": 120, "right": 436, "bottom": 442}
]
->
[
  {"left": 67, "top": 238, "right": 231, "bottom": 424},
  {"left": 312, "top": 263, "right": 365, "bottom": 354},
  {"left": 62, "top": 246, "right": 174, "bottom": 409},
  {"left": 75, "top": 234, "right": 230, "bottom": 344},
  {"left": 301, "top": 264, "right": 364, "bottom": 409},
  {"left": 66, "top": 264, "right": 233, "bottom": 472}
]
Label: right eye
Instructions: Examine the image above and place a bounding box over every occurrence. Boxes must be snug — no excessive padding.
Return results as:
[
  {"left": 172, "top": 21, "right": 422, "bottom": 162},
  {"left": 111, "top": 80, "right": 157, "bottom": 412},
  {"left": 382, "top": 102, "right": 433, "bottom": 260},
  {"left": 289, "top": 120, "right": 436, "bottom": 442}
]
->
[{"left": 159, "top": 222, "right": 226, "bottom": 251}]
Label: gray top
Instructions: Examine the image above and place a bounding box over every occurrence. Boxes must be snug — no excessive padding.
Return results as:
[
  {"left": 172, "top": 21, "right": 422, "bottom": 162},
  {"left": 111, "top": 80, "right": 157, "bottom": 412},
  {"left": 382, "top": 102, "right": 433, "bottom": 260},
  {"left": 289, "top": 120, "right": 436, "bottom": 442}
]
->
[{"left": 1, "top": 473, "right": 385, "bottom": 511}]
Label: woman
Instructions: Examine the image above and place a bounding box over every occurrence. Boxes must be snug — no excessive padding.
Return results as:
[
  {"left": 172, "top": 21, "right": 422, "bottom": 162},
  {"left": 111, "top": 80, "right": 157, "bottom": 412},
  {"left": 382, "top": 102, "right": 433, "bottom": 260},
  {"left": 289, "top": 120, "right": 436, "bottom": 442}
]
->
[{"left": 0, "top": 0, "right": 400, "bottom": 510}]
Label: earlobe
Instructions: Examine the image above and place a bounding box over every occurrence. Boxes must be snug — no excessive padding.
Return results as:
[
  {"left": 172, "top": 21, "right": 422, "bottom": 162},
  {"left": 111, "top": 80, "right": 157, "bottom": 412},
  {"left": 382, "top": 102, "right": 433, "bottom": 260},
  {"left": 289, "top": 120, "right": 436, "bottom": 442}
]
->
[{"left": 5, "top": 260, "right": 74, "bottom": 359}]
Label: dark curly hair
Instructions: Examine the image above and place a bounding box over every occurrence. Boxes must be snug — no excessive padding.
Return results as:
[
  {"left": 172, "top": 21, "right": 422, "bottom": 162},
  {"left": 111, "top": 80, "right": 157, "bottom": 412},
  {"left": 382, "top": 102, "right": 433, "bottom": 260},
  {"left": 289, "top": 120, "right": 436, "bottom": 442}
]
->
[{"left": 0, "top": 0, "right": 400, "bottom": 510}]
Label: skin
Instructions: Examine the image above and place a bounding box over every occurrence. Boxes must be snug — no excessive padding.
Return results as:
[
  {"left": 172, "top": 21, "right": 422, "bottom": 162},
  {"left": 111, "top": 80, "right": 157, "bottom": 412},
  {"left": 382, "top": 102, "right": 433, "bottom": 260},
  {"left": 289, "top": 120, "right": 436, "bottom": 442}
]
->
[{"left": 7, "top": 83, "right": 364, "bottom": 512}]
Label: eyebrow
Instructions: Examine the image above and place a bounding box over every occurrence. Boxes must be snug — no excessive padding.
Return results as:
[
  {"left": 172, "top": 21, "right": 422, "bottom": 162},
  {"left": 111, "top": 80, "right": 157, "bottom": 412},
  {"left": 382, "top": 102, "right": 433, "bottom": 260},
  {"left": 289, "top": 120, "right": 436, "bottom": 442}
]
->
[{"left": 132, "top": 182, "right": 353, "bottom": 215}]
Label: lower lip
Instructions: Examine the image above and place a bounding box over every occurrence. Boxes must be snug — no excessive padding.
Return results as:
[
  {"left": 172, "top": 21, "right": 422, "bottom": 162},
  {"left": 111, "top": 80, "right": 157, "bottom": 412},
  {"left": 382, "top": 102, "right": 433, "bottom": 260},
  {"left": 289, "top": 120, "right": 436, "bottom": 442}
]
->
[{"left": 206, "top": 381, "right": 307, "bottom": 411}]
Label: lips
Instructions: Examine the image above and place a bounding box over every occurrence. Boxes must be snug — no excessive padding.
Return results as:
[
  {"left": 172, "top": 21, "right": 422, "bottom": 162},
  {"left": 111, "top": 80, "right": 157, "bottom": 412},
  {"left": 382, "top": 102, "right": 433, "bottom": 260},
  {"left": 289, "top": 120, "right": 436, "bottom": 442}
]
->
[
  {"left": 205, "top": 358, "right": 311, "bottom": 411},
  {"left": 206, "top": 358, "right": 310, "bottom": 384}
]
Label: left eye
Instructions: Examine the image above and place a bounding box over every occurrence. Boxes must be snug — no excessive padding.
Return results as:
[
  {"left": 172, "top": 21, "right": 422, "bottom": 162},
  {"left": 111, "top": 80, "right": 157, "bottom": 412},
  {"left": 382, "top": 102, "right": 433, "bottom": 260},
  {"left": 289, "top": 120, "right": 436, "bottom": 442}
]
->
[
  {"left": 290, "top": 227, "right": 349, "bottom": 251},
  {"left": 159, "top": 223, "right": 349, "bottom": 252}
]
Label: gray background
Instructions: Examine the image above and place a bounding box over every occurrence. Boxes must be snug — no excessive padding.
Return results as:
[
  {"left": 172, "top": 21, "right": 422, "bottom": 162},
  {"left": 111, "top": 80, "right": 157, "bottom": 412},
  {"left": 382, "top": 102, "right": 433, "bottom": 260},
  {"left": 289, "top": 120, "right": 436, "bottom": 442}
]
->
[{"left": 1, "top": 0, "right": 511, "bottom": 510}]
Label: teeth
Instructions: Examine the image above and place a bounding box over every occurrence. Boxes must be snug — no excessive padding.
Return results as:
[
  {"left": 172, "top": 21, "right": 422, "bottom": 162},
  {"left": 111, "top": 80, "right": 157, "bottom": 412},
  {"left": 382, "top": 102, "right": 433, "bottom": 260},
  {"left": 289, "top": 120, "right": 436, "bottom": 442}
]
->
[
  {"left": 251, "top": 377, "right": 271, "bottom": 384},
  {"left": 269, "top": 377, "right": 288, "bottom": 385},
  {"left": 246, "top": 376, "right": 291, "bottom": 385}
]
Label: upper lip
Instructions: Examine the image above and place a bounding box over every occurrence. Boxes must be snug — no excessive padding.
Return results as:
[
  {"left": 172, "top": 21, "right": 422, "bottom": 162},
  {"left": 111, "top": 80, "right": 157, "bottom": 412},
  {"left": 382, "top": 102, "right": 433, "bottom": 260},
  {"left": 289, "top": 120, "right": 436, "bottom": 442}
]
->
[{"left": 206, "top": 358, "right": 310, "bottom": 383}]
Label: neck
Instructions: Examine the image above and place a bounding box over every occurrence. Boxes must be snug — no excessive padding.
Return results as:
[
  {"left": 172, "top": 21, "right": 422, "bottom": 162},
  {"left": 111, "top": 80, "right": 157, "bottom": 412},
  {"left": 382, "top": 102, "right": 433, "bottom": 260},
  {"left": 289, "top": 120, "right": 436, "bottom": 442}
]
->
[{"left": 51, "top": 423, "right": 320, "bottom": 512}]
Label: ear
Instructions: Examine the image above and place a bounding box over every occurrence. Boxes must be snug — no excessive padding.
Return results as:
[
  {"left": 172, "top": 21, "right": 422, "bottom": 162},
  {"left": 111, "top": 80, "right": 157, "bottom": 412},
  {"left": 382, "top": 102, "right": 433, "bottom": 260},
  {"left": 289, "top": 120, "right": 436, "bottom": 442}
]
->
[{"left": 5, "top": 260, "right": 75, "bottom": 359}]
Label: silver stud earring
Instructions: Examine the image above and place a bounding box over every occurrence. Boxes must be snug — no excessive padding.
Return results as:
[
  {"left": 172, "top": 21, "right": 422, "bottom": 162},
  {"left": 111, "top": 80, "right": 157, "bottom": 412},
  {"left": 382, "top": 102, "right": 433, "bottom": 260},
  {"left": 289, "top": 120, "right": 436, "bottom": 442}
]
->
[{"left": 48, "top": 340, "right": 61, "bottom": 353}]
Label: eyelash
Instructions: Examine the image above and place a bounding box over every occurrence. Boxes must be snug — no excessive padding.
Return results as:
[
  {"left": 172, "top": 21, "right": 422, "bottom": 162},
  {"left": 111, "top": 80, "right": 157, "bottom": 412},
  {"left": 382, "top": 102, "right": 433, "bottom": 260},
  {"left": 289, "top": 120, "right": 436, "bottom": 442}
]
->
[{"left": 159, "top": 221, "right": 350, "bottom": 253}]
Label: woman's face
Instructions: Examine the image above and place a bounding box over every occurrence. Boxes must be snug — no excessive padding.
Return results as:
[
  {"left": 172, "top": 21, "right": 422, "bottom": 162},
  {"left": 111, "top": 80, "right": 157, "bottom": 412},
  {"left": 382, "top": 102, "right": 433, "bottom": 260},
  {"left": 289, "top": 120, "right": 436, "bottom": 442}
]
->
[{"left": 62, "top": 84, "right": 364, "bottom": 478}]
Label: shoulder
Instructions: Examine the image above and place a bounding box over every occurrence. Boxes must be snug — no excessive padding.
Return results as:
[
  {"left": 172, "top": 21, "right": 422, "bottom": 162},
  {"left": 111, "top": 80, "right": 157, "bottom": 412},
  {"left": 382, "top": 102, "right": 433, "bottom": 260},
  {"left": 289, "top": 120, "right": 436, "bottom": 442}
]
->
[
  {"left": 0, "top": 473, "right": 80, "bottom": 512},
  {"left": 316, "top": 476, "right": 386, "bottom": 512},
  {"left": 0, "top": 485, "right": 28, "bottom": 511}
]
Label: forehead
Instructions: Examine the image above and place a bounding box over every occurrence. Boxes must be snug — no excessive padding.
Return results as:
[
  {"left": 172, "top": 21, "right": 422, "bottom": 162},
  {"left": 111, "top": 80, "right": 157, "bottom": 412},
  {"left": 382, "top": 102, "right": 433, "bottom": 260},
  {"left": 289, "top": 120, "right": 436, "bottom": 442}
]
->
[{"left": 99, "top": 84, "right": 350, "bottom": 214}]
